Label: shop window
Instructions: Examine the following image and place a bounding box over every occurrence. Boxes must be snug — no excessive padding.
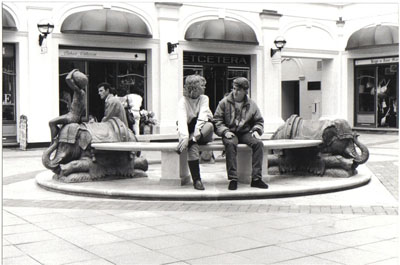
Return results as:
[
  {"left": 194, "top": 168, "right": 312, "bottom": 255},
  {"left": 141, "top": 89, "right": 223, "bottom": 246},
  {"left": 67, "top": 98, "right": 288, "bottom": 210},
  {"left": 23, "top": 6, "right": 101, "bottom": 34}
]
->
[
  {"left": 183, "top": 66, "right": 203, "bottom": 80},
  {"left": 2, "top": 43, "right": 16, "bottom": 124},
  {"left": 227, "top": 67, "right": 250, "bottom": 95},
  {"left": 354, "top": 58, "right": 398, "bottom": 128},
  {"left": 59, "top": 56, "right": 146, "bottom": 122}
]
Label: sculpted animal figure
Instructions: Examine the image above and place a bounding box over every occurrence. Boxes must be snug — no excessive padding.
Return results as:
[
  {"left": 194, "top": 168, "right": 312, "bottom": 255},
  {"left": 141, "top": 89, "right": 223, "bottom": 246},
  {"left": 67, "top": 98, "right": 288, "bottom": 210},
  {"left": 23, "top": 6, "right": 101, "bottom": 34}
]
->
[
  {"left": 42, "top": 118, "right": 148, "bottom": 183},
  {"left": 269, "top": 115, "right": 369, "bottom": 177}
]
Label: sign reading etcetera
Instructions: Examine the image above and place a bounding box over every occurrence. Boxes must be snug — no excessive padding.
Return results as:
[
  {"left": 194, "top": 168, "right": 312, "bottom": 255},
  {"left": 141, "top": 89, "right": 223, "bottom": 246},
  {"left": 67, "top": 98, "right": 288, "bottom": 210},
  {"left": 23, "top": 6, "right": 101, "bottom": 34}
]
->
[
  {"left": 59, "top": 49, "right": 146, "bottom": 61},
  {"left": 355, "top": 57, "right": 399, "bottom": 65},
  {"left": 184, "top": 52, "right": 250, "bottom": 66}
]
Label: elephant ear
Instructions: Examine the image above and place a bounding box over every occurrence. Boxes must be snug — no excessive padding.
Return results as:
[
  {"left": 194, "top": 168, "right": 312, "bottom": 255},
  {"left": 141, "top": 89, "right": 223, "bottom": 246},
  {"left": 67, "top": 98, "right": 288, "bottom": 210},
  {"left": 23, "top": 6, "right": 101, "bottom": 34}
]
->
[
  {"left": 333, "top": 119, "right": 355, "bottom": 140},
  {"left": 77, "top": 127, "right": 92, "bottom": 150},
  {"left": 322, "top": 125, "right": 338, "bottom": 146}
]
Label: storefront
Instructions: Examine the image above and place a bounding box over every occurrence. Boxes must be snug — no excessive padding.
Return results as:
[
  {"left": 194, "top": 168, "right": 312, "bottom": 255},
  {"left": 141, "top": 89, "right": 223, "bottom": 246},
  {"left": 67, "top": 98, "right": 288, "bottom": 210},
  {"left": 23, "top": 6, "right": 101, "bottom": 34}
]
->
[
  {"left": 183, "top": 52, "right": 250, "bottom": 111},
  {"left": 59, "top": 47, "right": 148, "bottom": 122},
  {"left": 354, "top": 58, "right": 398, "bottom": 128},
  {"left": 2, "top": 43, "right": 17, "bottom": 143},
  {"left": 2, "top": 3, "right": 398, "bottom": 145}
]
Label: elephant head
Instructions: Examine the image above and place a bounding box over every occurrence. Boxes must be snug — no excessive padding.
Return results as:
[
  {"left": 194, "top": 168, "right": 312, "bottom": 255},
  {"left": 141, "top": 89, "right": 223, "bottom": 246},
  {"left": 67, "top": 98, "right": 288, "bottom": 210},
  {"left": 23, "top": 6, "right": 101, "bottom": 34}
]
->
[
  {"left": 322, "top": 119, "right": 369, "bottom": 165},
  {"left": 42, "top": 123, "right": 91, "bottom": 173}
]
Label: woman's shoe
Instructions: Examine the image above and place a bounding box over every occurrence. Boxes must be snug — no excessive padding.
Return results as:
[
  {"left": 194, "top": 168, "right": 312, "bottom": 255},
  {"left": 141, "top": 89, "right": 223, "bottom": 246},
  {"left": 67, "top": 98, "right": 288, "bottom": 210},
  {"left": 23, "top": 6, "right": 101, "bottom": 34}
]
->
[{"left": 194, "top": 180, "right": 205, "bottom": 190}]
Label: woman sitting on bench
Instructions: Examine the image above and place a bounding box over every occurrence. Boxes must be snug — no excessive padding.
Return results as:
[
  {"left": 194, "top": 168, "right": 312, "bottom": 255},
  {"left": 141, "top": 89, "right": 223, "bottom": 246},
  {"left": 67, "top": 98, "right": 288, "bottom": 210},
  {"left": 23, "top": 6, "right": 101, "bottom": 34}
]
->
[{"left": 176, "top": 75, "right": 214, "bottom": 190}]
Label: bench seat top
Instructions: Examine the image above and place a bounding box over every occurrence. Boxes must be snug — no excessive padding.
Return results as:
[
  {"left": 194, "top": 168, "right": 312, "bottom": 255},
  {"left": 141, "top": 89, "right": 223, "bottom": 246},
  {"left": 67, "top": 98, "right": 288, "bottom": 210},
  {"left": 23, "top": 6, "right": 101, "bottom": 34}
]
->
[
  {"left": 135, "top": 133, "right": 274, "bottom": 142},
  {"left": 91, "top": 139, "right": 322, "bottom": 152}
]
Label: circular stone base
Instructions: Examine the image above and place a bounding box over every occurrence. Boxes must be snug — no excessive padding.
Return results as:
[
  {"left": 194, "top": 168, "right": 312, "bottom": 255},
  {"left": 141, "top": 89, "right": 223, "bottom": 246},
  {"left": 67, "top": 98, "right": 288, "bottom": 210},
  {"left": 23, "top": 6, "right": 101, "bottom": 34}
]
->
[{"left": 36, "top": 163, "right": 371, "bottom": 201}]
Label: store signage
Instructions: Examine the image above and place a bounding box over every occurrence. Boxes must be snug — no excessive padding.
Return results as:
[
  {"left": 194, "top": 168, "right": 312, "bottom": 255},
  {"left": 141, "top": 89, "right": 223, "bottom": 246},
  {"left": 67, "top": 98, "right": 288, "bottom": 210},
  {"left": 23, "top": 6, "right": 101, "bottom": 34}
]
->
[
  {"left": 3, "top": 94, "right": 12, "bottom": 104},
  {"left": 59, "top": 49, "right": 146, "bottom": 61},
  {"left": 355, "top": 57, "right": 399, "bottom": 66},
  {"left": 184, "top": 52, "right": 250, "bottom": 66}
]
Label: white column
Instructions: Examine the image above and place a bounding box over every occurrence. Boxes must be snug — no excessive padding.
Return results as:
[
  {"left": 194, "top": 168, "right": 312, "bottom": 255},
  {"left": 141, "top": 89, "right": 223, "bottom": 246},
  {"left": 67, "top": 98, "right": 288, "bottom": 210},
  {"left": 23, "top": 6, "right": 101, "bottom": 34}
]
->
[
  {"left": 259, "top": 10, "right": 285, "bottom": 132},
  {"left": 320, "top": 58, "right": 341, "bottom": 120},
  {"left": 155, "top": 3, "right": 182, "bottom": 134},
  {"left": 26, "top": 6, "right": 57, "bottom": 143},
  {"left": 336, "top": 17, "right": 348, "bottom": 120},
  {"left": 320, "top": 18, "right": 347, "bottom": 121}
]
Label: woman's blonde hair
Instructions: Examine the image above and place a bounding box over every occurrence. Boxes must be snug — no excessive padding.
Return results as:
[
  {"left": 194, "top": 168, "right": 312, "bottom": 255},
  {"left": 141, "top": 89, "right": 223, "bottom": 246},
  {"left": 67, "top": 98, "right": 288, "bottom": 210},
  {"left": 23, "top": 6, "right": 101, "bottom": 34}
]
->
[{"left": 183, "top": 75, "right": 203, "bottom": 98}]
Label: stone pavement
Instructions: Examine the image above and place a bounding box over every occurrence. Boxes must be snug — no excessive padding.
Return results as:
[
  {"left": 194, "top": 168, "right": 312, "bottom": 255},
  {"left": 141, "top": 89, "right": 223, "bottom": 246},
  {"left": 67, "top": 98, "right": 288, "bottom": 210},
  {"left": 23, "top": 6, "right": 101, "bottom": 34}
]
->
[{"left": 2, "top": 132, "right": 399, "bottom": 265}]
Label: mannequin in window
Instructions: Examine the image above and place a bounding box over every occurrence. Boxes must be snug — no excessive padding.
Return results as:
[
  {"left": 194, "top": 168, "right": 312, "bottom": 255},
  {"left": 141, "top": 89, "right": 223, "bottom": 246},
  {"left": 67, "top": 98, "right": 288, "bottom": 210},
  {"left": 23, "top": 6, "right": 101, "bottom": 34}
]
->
[{"left": 126, "top": 86, "right": 143, "bottom": 135}]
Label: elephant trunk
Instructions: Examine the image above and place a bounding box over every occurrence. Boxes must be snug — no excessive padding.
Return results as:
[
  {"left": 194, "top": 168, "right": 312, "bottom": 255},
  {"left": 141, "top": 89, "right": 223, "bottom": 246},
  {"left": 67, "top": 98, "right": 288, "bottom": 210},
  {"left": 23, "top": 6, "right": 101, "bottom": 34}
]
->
[
  {"left": 352, "top": 136, "right": 369, "bottom": 164},
  {"left": 42, "top": 140, "right": 61, "bottom": 172},
  {"left": 343, "top": 136, "right": 369, "bottom": 165}
]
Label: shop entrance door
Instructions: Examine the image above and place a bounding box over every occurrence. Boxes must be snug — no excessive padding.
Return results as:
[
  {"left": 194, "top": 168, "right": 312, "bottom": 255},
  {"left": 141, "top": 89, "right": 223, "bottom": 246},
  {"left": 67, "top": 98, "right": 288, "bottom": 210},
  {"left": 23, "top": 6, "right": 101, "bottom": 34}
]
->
[
  {"left": 183, "top": 52, "right": 251, "bottom": 113},
  {"left": 281, "top": 80, "right": 300, "bottom": 120},
  {"left": 203, "top": 66, "right": 226, "bottom": 112}
]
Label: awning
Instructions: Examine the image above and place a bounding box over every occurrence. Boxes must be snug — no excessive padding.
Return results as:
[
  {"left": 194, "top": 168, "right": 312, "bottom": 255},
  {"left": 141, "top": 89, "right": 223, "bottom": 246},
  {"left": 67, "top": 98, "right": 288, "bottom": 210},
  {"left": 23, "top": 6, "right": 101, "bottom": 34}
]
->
[
  {"left": 346, "top": 25, "right": 398, "bottom": 50},
  {"left": 185, "top": 18, "right": 258, "bottom": 45},
  {"left": 61, "top": 9, "right": 152, "bottom": 38},
  {"left": 2, "top": 9, "right": 17, "bottom": 31}
]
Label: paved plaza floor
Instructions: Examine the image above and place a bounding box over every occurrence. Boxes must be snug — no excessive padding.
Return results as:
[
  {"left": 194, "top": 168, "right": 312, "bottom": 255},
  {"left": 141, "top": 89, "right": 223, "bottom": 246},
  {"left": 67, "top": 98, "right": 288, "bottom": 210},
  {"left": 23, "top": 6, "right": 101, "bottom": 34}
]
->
[{"left": 2, "top": 132, "right": 399, "bottom": 265}]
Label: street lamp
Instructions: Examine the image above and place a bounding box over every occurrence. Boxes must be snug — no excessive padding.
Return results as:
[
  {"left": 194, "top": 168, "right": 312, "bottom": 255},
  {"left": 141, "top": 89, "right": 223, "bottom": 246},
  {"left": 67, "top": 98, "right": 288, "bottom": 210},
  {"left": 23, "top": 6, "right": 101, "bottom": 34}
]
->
[
  {"left": 167, "top": 42, "right": 179, "bottom": 54},
  {"left": 37, "top": 19, "right": 54, "bottom": 46},
  {"left": 270, "top": 36, "right": 287, "bottom": 58}
]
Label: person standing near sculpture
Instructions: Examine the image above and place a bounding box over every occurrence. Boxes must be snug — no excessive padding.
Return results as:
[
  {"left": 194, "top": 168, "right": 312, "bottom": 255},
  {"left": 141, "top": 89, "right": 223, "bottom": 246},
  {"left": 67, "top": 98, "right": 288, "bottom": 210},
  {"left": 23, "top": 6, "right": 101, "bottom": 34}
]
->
[
  {"left": 214, "top": 77, "right": 269, "bottom": 190},
  {"left": 176, "top": 75, "right": 214, "bottom": 190},
  {"left": 97, "top": 82, "right": 128, "bottom": 127},
  {"left": 48, "top": 69, "right": 87, "bottom": 143}
]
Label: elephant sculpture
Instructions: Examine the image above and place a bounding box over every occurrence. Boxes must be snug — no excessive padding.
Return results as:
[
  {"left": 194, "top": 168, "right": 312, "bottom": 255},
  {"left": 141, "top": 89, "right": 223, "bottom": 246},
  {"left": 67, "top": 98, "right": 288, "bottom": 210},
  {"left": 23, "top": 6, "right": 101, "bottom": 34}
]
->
[
  {"left": 42, "top": 117, "right": 148, "bottom": 183},
  {"left": 268, "top": 115, "right": 369, "bottom": 177}
]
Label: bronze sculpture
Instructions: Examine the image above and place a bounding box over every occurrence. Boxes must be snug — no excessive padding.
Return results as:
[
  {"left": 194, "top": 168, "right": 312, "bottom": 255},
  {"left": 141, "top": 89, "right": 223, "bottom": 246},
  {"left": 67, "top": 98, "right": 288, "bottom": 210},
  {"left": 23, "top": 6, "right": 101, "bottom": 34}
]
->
[
  {"left": 269, "top": 115, "right": 369, "bottom": 177},
  {"left": 43, "top": 70, "right": 148, "bottom": 183}
]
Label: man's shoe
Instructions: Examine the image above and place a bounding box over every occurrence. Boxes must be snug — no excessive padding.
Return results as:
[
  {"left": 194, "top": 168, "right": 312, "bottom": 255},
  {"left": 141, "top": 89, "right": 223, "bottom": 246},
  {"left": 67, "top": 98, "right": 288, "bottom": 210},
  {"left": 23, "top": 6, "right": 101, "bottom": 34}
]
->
[
  {"left": 193, "top": 180, "right": 205, "bottom": 190},
  {"left": 251, "top": 179, "right": 269, "bottom": 189},
  {"left": 228, "top": 180, "right": 238, "bottom": 190}
]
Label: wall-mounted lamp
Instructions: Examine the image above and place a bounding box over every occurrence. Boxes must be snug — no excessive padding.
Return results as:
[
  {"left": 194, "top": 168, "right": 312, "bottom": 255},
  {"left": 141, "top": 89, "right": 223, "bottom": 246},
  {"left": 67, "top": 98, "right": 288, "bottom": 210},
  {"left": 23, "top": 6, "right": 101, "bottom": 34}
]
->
[
  {"left": 37, "top": 19, "right": 54, "bottom": 46},
  {"left": 336, "top": 17, "right": 345, "bottom": 27},
  {"left": 167, "top": 42, "right": 179, "bottom": 54},
  {"left": 270, "top": 36, "right": 286, "bottom": 58}
]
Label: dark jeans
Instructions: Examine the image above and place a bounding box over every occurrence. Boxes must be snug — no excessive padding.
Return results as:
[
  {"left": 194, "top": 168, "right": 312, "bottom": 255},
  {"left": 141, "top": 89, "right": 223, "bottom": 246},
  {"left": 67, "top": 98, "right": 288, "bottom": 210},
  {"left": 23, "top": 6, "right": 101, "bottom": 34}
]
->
[{"left": 222, "top": 132, "right": 263, "bottom": 181}]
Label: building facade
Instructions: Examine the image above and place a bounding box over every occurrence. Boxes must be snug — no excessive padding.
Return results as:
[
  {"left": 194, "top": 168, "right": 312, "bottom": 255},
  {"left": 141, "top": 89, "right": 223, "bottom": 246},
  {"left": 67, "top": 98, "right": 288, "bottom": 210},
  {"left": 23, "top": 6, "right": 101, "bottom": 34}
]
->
[{"left": 2, "top": 2, "right": 399, "bottom": 145}]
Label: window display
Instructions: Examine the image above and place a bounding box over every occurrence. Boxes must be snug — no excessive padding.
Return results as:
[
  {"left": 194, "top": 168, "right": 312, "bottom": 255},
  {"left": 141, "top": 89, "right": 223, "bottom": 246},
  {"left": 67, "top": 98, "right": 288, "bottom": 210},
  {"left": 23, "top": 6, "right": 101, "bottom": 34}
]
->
[
  {"left": 354, "top": 57, "right": 398, "bottom": 128},
  {"left": 59, "top": 48, "right": 147, "bottom": 122},
  {"left": 2, "top": 44, "right": 16, "bottom": 123},
  {"left": 2, "top": 43, "right": 17, "bottom": 143}
]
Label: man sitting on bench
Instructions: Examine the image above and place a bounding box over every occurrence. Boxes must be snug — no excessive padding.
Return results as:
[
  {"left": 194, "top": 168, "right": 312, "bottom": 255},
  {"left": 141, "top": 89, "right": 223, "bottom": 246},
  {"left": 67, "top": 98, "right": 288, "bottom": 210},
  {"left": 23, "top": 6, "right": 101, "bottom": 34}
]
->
[{"left": 214, "top": 77, "right": 269, "bottom": 191}]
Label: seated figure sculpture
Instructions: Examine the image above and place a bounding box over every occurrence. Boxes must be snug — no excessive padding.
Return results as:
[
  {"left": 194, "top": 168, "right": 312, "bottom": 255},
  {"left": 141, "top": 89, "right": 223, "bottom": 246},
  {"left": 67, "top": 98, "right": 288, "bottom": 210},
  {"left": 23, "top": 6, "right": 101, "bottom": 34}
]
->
[
  {"left": 48, "top": 69, "right": 86, "bottom": 143},
  {"left": 268, "top": 115, "right": 369, "bottom": 178},
  {"left": 43, "top": 71, "right": 148, "bottom": 183}
]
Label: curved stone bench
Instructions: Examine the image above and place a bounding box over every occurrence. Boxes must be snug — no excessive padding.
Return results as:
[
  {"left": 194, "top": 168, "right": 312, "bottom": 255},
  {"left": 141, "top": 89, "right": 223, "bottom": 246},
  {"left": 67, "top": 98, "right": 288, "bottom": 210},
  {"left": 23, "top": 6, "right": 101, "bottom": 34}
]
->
[{"left": 92, "top": 139, "right": 322, "bottom": 185}]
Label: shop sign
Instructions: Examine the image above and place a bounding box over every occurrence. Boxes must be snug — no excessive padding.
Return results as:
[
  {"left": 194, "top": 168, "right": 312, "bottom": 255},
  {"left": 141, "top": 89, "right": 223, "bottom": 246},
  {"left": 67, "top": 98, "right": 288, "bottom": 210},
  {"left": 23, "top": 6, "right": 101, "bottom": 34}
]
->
[
  {"left": 3, "top": 94, "right": 13, "bottom": 104},
  {"left": 59, "top": 49, "right": 146, "bottom": 61},
  {"left": 2, "top": 44, "right": 14, "bottom": 58},
  {"left": 184, "top": 52, "right": 250, "bottom": 66},
  {"left": 355, "top": 57, "right": 399, "bottom": 66}
]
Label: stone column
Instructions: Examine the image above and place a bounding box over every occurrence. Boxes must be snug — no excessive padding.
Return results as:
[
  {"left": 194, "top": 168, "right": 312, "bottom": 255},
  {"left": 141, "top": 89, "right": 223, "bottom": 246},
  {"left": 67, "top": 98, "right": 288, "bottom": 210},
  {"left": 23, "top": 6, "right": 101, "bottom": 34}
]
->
[
  {"left": 26, "top": 6, "right": 57, "bottom": 142},
  {"left": 259, "top": 10, "right": 285, "bottom": 132},
  {"left": 336, "top": 17, "right": 348, "bottom": 120},
  {"left": 320, "top": 18, "right": 346, "bottom": 121},
  {"left": 155, "top": 2, "right": 182, "bottom": 134}
]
